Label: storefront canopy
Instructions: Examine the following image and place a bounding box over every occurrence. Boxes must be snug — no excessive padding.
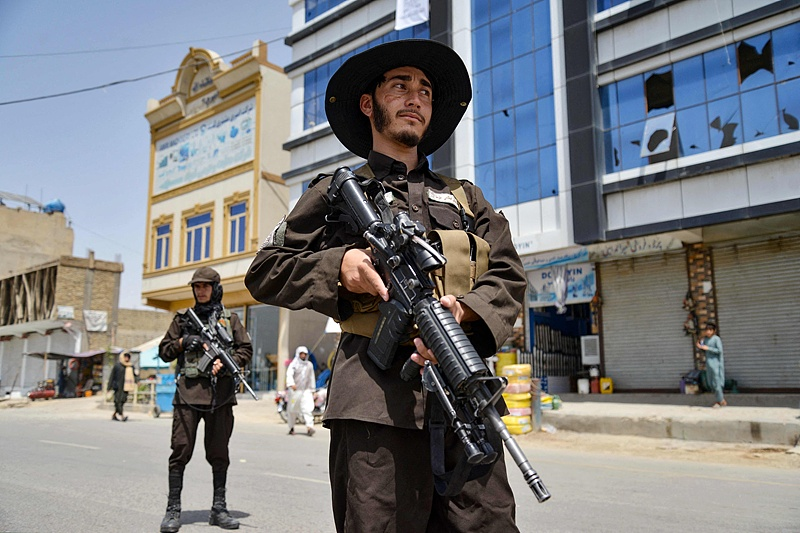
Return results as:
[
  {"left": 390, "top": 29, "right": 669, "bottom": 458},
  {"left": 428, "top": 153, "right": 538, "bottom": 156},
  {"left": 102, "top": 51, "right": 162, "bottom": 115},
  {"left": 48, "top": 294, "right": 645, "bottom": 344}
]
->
[
  {"left": 132, "top": 336, "right": 165, "bottom": 369},
  {"left": 0, "top": 319, "right": 73, "bottom": 339}
]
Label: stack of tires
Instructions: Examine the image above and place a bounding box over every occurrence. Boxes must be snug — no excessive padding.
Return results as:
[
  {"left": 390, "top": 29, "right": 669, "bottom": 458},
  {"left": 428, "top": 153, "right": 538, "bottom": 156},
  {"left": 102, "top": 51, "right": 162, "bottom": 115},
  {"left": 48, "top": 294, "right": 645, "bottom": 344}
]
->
[{"left": 500, "top": 364, "right": 533, "bottom": 434}]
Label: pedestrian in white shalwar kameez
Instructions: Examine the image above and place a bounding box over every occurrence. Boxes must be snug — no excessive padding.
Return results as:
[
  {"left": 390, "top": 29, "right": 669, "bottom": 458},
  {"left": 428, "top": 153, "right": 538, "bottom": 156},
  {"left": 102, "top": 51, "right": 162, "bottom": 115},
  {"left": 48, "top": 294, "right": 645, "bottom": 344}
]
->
[{"left": 286, "top": 345, "right": 316, "bottom": 436}]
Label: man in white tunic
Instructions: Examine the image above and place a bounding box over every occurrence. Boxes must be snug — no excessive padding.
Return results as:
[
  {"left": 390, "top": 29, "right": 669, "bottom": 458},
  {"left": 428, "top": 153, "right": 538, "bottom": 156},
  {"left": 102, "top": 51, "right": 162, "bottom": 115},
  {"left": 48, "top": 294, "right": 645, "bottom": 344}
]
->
[{"left": 286, "top": 345, "right": 316, "bottom": 436}]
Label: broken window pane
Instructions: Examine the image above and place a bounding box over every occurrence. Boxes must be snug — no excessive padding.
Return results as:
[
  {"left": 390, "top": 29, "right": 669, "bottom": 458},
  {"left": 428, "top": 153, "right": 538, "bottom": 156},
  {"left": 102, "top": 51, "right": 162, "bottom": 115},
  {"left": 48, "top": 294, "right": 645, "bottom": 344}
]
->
[
  {"left": 707, "top": 96, "right": 741, "bottom": 149},
  {"left": 640, "top": 112, "right": 675, "bottom": 157},
  {"left": 741, "top": 86, "right": 779, "bottom": 142},
  {"left": 738, "top": 33, "right": 774, "bottom": 91},
  {"left": 603, "top": 130, "right": 622, "bottom": 173},
  {"left": 676, "top": 105, "right": 711, "bottom": 156},
  {"left": 773, "top": 22, "right": 800, "bottom": 83},
  {"left": 645, "top": 67, "right": 674, "bottom": 116},
  {"left": 776, "top": 77, "right": 800, "bottom": 134},
  {"left": 620, "top": 122, "right": 647, "bottom": 170}
]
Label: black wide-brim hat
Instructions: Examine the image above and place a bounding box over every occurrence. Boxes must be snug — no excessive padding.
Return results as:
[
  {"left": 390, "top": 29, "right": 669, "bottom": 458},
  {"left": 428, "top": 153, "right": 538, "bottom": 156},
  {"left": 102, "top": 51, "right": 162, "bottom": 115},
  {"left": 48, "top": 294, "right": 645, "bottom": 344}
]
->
[{"left": 325, "top": 39, "right": 472, "bottom": 159}]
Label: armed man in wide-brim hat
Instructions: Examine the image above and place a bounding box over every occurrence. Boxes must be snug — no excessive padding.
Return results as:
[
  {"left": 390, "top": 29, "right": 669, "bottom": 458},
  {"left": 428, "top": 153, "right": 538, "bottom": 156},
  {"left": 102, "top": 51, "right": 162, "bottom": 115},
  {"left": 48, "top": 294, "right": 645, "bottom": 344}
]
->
[
  {"left": 158, "top": 266, "right": 252, "bottom": 532},
  {"left": 246, "top": 39, "right": 526, "bottom": 532}
]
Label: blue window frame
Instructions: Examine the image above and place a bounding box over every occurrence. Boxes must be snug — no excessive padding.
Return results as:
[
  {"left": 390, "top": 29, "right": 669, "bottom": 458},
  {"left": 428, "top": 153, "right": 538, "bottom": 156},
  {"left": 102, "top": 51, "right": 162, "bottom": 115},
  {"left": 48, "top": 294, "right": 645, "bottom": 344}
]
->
[
  {"left": 599, "top": 22, "right": 800, "bottom": 173},
  {"left": 305, "top": 0, "right": 347, "bottom": 22},
  {"left": 597, "top": 0, "right": 629, "bottom": 13},
  {"left": 154, "top": 223, "right": 170, "bottom": 270},
  {"left": 229, "top": 202, "right": 247, "bottom": 254},
  {"left": 185, "top": 212, "right": 211, "bottom": 263},
  {"left": 302, "top": 24, "right": 430, "bottom": 132},
  {"left": 472, "top": 0, "right": 556, "bottom": 208}
]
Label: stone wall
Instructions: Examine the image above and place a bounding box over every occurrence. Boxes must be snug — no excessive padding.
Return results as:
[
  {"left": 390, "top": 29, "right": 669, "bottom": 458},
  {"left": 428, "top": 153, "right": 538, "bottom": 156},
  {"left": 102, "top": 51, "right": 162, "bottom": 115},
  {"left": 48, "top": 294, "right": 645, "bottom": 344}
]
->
[
  {"left": 686, "top": 244, "right": 717, "bottom": 369},
  {"left": 53, "top": 254, "right": 123, "bottom": 351},
  {"left": 116, "top": 308, "right": 173, "bottom": 348},
  {"left": 0, "top": 207, "right": 73, "bottom": 277}
]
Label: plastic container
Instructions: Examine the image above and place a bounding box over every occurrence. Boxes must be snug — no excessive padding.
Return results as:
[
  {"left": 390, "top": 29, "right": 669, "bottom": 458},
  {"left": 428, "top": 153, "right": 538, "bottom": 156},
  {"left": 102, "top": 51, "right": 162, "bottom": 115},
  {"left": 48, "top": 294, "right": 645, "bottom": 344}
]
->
[
  {"left": 501, "top": 364, "right": 531, "bottom": 380},
  {"left": 508, "top": 406, "right": 532, "bottom": 416},
  {"left": 503, "top": 392, "right": 532, "bottom": 409},
  {"left": 505, "top": 381, "right": 532, "bottom": 393},
  {"left": 577, "top": 378, "right": 590, "bottom": 394},
  {"left": 155, "top": 374, "right": 176, "bottom": 414},
  {"left": 600, "top": 377, "right": 613, "bottom": 394},
  {"left": 495, "top": 351, "right": 517, "bottom": 376},
  {"left": 502, "top": 414, "right": 532, "bottom": 434}
]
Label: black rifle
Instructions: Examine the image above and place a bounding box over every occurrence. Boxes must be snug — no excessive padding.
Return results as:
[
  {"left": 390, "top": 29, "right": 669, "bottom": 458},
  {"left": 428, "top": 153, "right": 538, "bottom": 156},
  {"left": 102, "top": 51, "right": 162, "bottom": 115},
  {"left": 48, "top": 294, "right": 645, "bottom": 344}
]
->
[
  {"left": 185, "top": 308, "right": 259, "bottom": 401},
  {"left": 327, "top": 167, "right": 549, "bottom": 502}
]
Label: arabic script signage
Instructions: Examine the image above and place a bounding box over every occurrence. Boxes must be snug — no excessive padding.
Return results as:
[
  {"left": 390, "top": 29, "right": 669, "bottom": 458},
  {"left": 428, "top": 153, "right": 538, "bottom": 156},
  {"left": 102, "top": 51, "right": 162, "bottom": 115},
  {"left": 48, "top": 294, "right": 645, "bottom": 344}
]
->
[{"left": 153, "top": 98, "right": 255, "bottom": 194}]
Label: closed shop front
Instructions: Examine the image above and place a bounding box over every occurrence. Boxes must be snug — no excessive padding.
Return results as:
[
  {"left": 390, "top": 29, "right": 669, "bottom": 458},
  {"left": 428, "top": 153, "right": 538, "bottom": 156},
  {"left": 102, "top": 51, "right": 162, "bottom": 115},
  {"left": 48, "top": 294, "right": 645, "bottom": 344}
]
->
[
  {"left": 598, "top": 251, "right": 692, "bottom": 390},
  {"left": 712, "top": 236, "right": 800, "bottom": 390}
]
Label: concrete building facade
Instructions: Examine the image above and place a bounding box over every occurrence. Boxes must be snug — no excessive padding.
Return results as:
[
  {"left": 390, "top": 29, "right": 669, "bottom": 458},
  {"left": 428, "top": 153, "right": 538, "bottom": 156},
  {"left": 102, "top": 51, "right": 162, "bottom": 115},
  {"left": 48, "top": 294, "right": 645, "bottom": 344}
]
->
[
  {"left": 277, "top": 0, "right": 800, "bottom": 393},
  {"left": 141, "top": 41, "right": 323, "bottom": 391}
]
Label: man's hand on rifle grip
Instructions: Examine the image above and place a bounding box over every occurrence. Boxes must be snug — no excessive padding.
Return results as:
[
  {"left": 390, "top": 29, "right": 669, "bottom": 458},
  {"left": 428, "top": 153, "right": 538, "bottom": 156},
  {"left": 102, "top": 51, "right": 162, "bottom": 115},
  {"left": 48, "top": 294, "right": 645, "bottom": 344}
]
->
[
  {"left": 212, "top": 359, "right": 224, "bottom": 376},
  {"left": 340, "top": 248, "right": 389, "bottom": 301}
]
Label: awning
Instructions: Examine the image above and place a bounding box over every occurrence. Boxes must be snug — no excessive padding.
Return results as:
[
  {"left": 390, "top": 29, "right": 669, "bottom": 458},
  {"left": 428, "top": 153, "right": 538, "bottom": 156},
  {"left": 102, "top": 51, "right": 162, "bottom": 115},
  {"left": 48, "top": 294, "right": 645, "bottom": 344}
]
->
[
  {"left": 132, "top": 336, "right": 166, "bottom": 369},
  {"left": 0, "top": 319, "right": 74, "bottom": 339},
  {"left": 25, "top": 348, "right": 119, "bottom": 360}
]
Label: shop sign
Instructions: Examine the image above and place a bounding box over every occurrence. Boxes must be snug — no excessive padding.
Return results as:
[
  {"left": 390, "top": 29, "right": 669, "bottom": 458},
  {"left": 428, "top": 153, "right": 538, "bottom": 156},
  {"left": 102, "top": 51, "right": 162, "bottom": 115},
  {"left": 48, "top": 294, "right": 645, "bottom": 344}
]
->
[
  {"left": 153, "top": 98, "right": 255, "bottom": 194},
  {"left": 527, "top": 262, "right": 596, "bottom": 307},
  {"left": 587, "top": 235, "right": 683, "bottom": 261}
]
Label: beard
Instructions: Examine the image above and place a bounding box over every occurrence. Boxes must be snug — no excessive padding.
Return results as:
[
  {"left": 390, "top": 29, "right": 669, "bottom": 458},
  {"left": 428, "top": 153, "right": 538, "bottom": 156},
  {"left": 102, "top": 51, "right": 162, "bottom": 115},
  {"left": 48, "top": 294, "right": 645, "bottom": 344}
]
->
[{"left": 373, "top": 99, "right": 430, "bottom": 148}]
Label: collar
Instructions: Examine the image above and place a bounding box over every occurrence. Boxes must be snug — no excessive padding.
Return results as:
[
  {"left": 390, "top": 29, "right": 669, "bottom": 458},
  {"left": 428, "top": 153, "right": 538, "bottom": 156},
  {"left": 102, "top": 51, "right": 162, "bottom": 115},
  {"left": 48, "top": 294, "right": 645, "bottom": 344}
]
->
[{"left": 367, "top": 150, "right": 432, "bottom": 179}]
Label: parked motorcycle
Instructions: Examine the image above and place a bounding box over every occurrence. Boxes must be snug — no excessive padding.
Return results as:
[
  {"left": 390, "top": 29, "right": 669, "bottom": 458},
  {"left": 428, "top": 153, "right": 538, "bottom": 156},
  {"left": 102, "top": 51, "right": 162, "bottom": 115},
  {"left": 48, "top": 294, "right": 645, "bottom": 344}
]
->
[{"left": 275, "top": 387, "right": 327, "bottom": 424}]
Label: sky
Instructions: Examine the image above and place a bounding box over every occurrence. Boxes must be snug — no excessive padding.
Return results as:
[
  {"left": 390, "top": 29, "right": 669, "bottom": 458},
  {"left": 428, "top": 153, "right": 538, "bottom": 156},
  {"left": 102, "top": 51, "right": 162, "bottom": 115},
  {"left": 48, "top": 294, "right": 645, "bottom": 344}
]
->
[{"left": 0, "top": 0, "right": 293, "bottom": 309}]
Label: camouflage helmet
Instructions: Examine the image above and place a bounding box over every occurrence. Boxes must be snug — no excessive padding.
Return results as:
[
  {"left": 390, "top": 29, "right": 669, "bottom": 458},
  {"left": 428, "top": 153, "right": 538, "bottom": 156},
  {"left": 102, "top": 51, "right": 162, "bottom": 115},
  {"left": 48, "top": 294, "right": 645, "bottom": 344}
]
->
[{"left": 188, "top": 266, "right": 220, "bottom": 285}]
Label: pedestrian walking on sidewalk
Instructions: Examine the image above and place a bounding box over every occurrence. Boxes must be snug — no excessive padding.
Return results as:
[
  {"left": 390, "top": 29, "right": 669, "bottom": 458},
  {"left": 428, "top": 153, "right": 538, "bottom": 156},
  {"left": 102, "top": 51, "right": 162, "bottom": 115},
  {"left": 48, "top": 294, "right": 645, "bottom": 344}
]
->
[
  {"left": 697, "top": 322, "right": 726, "bottom": 408},
  {"left": 286, "top": 345, "right": 316, "bottom": 437},
  {"left": 157, "top": 267, "right": 253, "bottom": 532},
  {"left": 108, "top": 350, "right": 137, "bottom": 421}
]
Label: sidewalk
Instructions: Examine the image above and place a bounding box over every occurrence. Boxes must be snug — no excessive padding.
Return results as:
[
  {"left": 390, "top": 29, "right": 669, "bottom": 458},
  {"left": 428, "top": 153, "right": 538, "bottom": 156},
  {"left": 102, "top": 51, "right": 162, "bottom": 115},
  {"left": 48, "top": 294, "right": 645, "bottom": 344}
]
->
[
  {"left": 3, "top": 390, "right": 800, "bottom": 448},
  {"left": 541, "top": 393, "right": 800, "bottom": 447}
]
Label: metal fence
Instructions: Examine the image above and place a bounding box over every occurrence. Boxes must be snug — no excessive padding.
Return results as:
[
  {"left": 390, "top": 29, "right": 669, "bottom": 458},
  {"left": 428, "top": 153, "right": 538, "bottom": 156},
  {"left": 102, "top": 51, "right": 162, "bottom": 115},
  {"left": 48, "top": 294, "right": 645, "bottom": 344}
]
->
[{"left": 517, "top": 350, "right": 581, "bottom": 378}]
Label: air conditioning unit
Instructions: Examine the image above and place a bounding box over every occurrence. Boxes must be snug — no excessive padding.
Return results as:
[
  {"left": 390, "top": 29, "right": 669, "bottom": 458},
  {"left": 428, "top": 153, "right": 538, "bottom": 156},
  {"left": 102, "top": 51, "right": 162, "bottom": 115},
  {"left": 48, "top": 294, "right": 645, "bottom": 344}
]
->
[{"left": 580, "top": 335, "right": 600, "bottom": 366}]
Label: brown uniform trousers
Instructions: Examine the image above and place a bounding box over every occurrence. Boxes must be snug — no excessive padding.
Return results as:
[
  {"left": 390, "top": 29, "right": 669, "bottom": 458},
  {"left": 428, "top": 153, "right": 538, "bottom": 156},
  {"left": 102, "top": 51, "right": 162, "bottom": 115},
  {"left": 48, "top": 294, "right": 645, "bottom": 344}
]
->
[
  {"left": 169, "top": 402, "right": 234, "bottom": 473},
  {"left": 330, "top": 419, "right": 517, "bottom": 533}
]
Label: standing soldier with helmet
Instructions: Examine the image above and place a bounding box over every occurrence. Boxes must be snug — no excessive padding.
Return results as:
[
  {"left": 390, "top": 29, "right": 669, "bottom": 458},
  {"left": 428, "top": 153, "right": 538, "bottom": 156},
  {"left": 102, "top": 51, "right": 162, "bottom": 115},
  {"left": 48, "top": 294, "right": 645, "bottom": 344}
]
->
[{"left": 157, "top": 266, "right": 253, "bottom": 532}]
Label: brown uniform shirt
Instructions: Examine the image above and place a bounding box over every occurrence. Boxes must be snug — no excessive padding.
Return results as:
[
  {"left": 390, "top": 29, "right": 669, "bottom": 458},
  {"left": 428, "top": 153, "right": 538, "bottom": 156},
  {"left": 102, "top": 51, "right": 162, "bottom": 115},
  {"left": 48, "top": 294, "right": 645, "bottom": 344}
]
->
[
  {"left": 158, "top": 309, "right": 253, "bottom": 406},
  {"left": 246, "top": 151, "right": 525, "bottom": 430}
]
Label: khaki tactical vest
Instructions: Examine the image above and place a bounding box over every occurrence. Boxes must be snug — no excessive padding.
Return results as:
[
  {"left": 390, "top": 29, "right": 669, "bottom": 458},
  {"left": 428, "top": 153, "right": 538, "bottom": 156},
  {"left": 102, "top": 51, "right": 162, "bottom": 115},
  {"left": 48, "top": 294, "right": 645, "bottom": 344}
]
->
[{"left": 337, "top": 166, "right": 490, "bottom": 338}]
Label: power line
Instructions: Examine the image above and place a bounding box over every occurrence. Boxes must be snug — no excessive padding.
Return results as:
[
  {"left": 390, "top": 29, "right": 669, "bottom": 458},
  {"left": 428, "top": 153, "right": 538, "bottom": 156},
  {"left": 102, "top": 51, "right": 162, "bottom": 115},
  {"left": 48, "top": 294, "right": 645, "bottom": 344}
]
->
[
  {"left": 0, "top": 37, "right": 287, "bottom": 107},
  {"left": 0, "top": 28, "right": 288, "bottom": 59}
]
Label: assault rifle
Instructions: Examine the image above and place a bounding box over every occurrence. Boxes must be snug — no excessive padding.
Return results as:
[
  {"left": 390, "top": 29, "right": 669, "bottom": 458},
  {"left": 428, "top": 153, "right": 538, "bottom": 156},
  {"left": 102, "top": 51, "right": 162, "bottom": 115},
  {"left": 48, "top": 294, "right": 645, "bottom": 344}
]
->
[
  {"left": 327, "top": 167, "right": 549, "bottom": 502},
  {"left": 185, "top": 308, "right": 259, "bottom": 401}
]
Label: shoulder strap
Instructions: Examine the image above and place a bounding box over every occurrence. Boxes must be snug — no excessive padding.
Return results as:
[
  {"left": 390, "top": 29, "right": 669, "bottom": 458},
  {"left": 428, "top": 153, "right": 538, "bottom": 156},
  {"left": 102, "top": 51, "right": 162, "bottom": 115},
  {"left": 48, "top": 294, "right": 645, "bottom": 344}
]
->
[{"left": 437, "top": 175, "right": 474, "bottom": 219}]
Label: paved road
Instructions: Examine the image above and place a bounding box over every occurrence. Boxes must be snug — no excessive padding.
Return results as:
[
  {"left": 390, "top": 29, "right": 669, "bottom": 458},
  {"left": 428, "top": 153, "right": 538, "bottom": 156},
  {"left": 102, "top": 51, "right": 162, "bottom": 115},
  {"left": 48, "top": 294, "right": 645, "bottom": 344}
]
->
[{"left": 1, "top": 397, "right": 798, "bottom": 532}]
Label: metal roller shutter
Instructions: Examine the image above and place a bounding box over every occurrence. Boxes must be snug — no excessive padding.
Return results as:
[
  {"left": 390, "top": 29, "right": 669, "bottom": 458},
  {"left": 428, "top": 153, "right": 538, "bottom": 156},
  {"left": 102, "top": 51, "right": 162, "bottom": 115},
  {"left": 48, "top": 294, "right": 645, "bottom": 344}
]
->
[
  {"left": 713, "top": 236, "right": 800, "bottom": 390},
  {"left": 599, "top": 252, "right": 692, "bottom": 390}
]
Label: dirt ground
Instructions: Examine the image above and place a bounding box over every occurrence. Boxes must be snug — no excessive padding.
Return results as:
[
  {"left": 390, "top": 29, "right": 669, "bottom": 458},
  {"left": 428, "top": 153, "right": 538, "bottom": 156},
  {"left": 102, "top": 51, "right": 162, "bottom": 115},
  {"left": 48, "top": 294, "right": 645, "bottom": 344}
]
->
[{"left": 516, "top": 427, "right": 800, "bottom": 469}]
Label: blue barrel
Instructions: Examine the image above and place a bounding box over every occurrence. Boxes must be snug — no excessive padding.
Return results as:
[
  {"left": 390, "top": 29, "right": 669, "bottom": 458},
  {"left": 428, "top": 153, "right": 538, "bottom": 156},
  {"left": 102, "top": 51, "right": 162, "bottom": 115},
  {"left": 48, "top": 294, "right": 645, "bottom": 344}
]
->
[{"left": 156, "top": 374, "right": 176, "bottom": 414}]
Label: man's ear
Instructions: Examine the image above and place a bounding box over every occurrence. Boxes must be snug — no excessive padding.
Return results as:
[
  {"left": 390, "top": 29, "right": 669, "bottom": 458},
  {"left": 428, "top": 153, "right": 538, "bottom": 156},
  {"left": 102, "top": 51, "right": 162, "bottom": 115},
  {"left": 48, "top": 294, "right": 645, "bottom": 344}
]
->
[{"left": 359, "top": 94, "right": 373, "bottom": 118}]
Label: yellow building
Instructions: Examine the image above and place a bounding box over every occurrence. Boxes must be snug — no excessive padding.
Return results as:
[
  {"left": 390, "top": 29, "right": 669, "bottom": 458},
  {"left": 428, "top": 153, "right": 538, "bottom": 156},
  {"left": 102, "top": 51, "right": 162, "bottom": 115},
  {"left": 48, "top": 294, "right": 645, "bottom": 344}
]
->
[{"left": 142, "top": 41, "right": 307, "bottom": 390}]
